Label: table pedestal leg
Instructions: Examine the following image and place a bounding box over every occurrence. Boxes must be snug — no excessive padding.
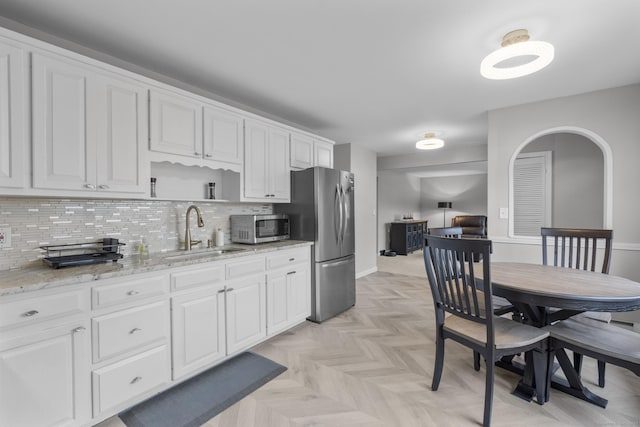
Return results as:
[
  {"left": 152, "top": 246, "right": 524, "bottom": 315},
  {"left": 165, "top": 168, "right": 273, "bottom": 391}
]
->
[{"left": 550, "top": 348, "right": 608, "bottom": 408}]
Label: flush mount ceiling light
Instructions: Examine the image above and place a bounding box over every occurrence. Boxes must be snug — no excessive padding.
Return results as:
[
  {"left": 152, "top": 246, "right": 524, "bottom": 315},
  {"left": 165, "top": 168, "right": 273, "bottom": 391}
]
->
[
  {"left": 481, "top": 29, "right": 554, "bottom": 80},
  {"left": 416, "top": 132, "right": 445, "bottom": 150}
]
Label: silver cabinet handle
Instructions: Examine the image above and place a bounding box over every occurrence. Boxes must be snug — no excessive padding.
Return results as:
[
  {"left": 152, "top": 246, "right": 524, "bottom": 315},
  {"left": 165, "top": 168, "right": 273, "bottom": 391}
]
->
[
  {"left": 194, "top": 152, "right": 201, "bottom": 156},
  {"left": 270, "top": 194, "right": 276, "bottom": 197},
  {"left": 287, "top": 271, "right": 296, "bottom": 275},
  {"left": 205, "top": 154, "right": 213, "bottom": 158},
  {"left": 289, "top": 258, "right": 295, "bottom": 262},
  {"left": 130, "top": 376, "right": 143, "bottom": 384},
  {"left": 127, "top": 290, "right": 139, "bottom": 296},
  {"left": 22, "top": 310, "right": 39, "bottom": 317},
  {"left": 98, "top": 184, "right": 109, "bottom": 190},
  {"left": 226, "top": 287, "right": 234, "bottom": 292},
  {"left": 217, "top": 289, "right": 226, "bottom": 294},
  {"left": 85, "top": 183, "right": 96, "bottom": 189},
  {"left": 129, "top": 327, "right": 142, "bottom": 334},
  {"left": 72, "top": 326, "right": 86, "bottom": 333}
]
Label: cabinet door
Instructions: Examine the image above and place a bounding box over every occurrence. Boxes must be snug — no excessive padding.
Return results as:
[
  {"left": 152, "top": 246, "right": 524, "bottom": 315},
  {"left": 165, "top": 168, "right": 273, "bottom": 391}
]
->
[
  {"left": 32, "top": 53, "right": 95, "bottom": 191},
  {"left": 0, "top": 40, "right": 26, "bottom": 188},
  {"left": 290, "top": 133, "right": 314, "bottom": 169},
  {"left": 287, "top": 264, "right": 311, "bottom": 324},
  {"left": 203, "top": 105, "right": 243, "bottom": 165},
  {"left": 314, "top": 140, "right": 334, "bottom": 168},
  {"left": 149, "top": 89, "right": 203, "bottom": 158},
  {"left": 0, "top": 321, "right": 91, "bottom": 427},
  {"left": 268, "top": 127, "right": 290, "bottom": 201},
  {"left": 225, "top": 274, "right": 266, "bottom": 354},
  {"left": 266, "top": 272, "right": 288, "bottom": 335},
  {"left": 267, "top": 265, "right": 310, "bottom": 336},
  {"left": 243, "top": 119, "right": 269, "bottom": 199},
  {"left": 94, "top": 74, "right": 147, "bottom": 193},
  {"left": 171, "top": 286, "right": 226, "bottom": 379}
]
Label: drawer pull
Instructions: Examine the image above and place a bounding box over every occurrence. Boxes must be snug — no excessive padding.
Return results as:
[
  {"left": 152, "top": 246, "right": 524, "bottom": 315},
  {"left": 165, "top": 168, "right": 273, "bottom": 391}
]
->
[
  {"left": 130, "top": 376, "right": 143, "bottom": 384},
  {"left": 217, "top": 289, "right": 226, "bottom": 294},
  {"left": 98, "top": 184, "right": 110, "bottom": 190},
  {"left": 72, "top": 326, "right": 86, "bottom": 333},
  {"left": 127, "top": 290, "right": 140, "bottom": 296},
  {"left": 85, "top": 183, "right": 96, "bottom": 189},
  {"left": 287, "top": 271, "right": 297, "bottom": 275},
  {"left": 289, "top": 258, "right": 295, "bottom": 262},
  {"left": 129, "top": 327, "right": 142, "bottom": 334},
  {"left": 226, "top": 287, "right": 234, "bottom": 292},
  {"left": 22, "top": 310, "right": 39, "bottom": 317}
]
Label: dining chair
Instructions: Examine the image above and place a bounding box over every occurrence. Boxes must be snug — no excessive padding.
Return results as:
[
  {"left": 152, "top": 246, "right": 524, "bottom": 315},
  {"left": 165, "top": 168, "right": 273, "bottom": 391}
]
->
[
  {"left": 428, "top": 226, "right": 516, "bottom": 371},
  {"left": 423, "top": 236, "right": 549, "bottom": 426},
  {"left": 540, "top": 227, "right": 613, "bottom": 387}
]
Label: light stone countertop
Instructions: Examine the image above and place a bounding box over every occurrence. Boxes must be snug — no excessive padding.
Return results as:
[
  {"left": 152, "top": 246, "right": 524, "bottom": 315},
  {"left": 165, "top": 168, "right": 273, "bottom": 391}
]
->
[{"left": 0, "top": 240, "right": 313, "bottom": 297}]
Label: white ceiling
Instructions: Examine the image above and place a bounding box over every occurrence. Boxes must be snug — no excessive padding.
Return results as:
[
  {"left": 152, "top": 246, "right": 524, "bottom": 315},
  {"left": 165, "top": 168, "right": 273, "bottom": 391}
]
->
[{"left": 1, "top": 0, "right": 639, "bottom": 157}]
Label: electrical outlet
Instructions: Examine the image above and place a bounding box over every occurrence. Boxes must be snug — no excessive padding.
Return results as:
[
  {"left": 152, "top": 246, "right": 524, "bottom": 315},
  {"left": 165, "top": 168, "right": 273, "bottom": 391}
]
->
[
  {"left": 499, "top": 208, "right": 509, "bottom": 219},
  {"left": 0, "top": 227, "right": 11, "bottom": 248}
]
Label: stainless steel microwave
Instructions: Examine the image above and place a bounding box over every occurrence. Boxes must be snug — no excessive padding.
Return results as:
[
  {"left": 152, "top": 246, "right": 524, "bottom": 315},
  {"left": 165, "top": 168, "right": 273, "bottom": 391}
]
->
[{"left": 230, "top": 214, "right": 290, "bottom": 244}]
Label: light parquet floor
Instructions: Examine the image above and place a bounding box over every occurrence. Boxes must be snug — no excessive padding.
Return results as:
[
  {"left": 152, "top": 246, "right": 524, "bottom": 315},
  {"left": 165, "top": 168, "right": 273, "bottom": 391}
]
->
[{"left": 99, "top": 254, "right": 640, "bottom": 427}]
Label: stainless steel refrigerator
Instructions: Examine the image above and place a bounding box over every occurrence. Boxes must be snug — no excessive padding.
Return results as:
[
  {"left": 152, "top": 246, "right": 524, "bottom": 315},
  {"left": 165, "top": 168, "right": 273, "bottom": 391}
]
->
[{"left": 275, "top": 167, "right": 355, "bottom": 322}]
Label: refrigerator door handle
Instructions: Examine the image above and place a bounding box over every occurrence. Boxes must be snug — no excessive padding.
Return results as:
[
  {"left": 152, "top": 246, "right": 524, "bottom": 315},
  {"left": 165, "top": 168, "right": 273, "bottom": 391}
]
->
[
  {"left": 321, "top": 258, "right": 352, "bottom": 268},
  {"left": 334, "top": 184, "right": 341, "bottom": 244},
  {"left": 340, "top": 185, "right": 348, "bottom": 246}
]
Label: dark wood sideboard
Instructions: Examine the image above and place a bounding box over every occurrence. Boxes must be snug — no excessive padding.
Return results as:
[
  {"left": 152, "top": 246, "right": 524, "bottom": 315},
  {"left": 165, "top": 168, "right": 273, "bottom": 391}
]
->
[{"left": 389, "top": 220, "right": 428, "bottom": 255}]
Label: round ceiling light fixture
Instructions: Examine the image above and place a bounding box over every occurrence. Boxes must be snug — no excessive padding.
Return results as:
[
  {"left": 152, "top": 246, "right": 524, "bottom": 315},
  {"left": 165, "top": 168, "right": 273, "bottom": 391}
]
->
[
  {"left": 480, "top": 29, "right": 554, "bottom": 80},
  {"left": 416, "top": 132, "right": 445, "bottom": 150}
]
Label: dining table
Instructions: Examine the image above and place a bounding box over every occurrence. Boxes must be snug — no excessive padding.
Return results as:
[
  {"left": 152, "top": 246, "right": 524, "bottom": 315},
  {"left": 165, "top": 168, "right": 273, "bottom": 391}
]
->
[{"left": 488, "top": 262, "right": 640, "bottom": 407}]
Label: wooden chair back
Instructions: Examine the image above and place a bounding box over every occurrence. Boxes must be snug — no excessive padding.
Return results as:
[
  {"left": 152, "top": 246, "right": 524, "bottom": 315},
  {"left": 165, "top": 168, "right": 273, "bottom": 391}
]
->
[
  {"left": 541, "top": 228, "right": 613, "bottom": 274},
  {"left": 423, "top": 236, "right": 494, "bottom": 342},
  {"left": 428, "top": 226, "right": 463, "bottom": 238}
]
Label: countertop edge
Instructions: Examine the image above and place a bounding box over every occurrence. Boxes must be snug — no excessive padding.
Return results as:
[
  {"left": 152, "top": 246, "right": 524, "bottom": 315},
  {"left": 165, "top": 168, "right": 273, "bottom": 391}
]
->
[{"left": 0, "top": 241, "right": 313, "bottom": 297}]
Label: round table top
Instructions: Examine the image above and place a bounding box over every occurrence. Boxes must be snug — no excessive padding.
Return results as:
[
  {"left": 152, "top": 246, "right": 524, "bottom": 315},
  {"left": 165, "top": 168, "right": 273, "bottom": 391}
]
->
[{"left": 490, "top": 262, "right": 640, "bottom": 312}]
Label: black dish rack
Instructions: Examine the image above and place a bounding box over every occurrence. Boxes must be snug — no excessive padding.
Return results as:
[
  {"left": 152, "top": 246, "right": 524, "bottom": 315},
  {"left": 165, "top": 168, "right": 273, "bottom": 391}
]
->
[{"left": 40, "top": 238, "right": 125, "bottom": 269}]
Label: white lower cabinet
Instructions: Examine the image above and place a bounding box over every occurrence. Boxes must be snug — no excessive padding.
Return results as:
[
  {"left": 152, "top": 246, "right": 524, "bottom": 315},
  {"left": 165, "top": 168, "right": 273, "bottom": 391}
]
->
[
  {"left": 266, "top": 248, "right": 311, "bottom": 336},
  {"left": 225, "top": 273, "right": 267, "bottom": 354},
  {"left": 92, "top": 344, "right": 170, "bottom": 415},
  {"left": 0, "top": 320, "right": 91, "bottom": 427},
  {"left": 171, "top": 285, "right": 226, "bottom": 380},
  {"left": 0, "top": 246, "right": 310, "bottom": 426}
]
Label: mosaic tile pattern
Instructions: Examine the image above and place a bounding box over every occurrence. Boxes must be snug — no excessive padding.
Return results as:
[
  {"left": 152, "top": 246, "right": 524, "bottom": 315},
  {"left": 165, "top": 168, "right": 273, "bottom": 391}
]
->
[{"left": 0, "top": 198, "right": 271, "bottom": 270}]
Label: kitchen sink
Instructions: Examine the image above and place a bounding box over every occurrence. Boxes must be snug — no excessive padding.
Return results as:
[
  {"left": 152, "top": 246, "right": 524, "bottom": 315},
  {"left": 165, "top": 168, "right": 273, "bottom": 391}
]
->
[{"left": 162, "top": 247, "right": 248, "bottom": 261}]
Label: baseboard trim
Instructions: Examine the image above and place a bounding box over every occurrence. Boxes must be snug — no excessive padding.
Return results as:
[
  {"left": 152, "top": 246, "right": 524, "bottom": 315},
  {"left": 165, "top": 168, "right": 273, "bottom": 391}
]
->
[{"left": 356, "top": 266, "right": 378, "bottom": 278}]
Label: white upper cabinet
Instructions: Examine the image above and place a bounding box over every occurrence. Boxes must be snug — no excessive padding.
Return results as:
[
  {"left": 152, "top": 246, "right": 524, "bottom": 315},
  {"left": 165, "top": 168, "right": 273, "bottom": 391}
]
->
[
  {"left": 0, "top": 39, "right": 26, "bottom": 189},
  {"left": 203, "top": 104, "right": 243, "bottom": 165},
  {"left": 149, "top": 89, "right": 203, "bottom": 158},
  {"left": 290, "top": 132, "right": 334, "bottom": 170},
  {"left": 244, "top": 119, "right": 290, "bottom": 202},
  {"left": 290, "top": 133, "right": 314, "bottom": 169},
  {"left": 314, "top": 139, "right": 334, "bottom": 168},
  {"left": 32, "top": 53, "right": 147, "bottom": 194},
  {"left": 94, "top": 74, "right": 148, "bottom": 193},
  {"left": 149, "top": 89, "right": 245, "bottom": 171}
]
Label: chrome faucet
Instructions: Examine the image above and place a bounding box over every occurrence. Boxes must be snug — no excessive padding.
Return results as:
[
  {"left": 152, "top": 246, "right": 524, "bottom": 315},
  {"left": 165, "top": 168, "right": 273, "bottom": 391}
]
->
[{"left": 184, "top": 205, "right": 205, "bottom": 251}]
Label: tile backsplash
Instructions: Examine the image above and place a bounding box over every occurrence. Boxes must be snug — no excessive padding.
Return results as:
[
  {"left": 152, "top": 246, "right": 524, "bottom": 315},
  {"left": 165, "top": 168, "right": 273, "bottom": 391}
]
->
[{"left": 0, "top": 197, "right": 271, "bottom": 270}]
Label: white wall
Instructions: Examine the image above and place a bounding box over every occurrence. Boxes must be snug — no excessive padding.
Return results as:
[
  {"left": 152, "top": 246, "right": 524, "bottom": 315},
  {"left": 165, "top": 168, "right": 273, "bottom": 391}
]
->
[
  {"left": 521, "top": 133, "right": 604, "bottom": 228},
  {"left": 487, "top": 84, "right": 640, "bottom": 282},
  {"left": 334, "top": 143, "right": 378, "bottom": 277},
  {"left": 419, "top": 174, "right": 488, "bottom": 230},
  {"left": 377, "top": 170, "right": 422, "bottom": 251}
]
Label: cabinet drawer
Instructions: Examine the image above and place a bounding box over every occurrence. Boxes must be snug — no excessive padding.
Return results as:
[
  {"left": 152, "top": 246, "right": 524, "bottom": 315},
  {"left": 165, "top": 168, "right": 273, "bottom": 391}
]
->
[
  {"left": 92, "top": 300, "right": 169, "bottom": 362},
  {"left": 226, "top": 256, "right": 265, "bottom": 280},
  {"left": 92, "top": 274, "right": 168, "bottom": 309},
  {"left": 171, "top": 264, "right": 225, "bottom": 291},
  {"left": 0, "top": 289, "right": 88, "bottom": 329},
  {"left": 92, "top": 344, "right": 169, "bottom": 415},
  {"left": 266, "top": 247, "right": 309, "bottom": 270}
]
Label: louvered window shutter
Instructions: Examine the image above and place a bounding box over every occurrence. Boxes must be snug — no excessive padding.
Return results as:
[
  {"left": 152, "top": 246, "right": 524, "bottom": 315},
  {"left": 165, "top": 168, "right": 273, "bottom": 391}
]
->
[{"left": 514, "top": 152, "right": 552, "bottom": 236}]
